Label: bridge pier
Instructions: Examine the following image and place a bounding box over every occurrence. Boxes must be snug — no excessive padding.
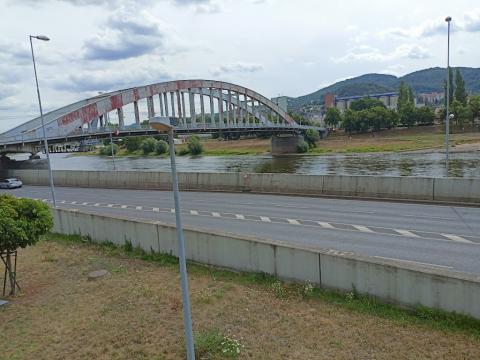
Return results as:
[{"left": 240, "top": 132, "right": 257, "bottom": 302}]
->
[
  {"left": 134, "top": 101, "right": 140, "bottom": 125},
  {"left": 271, "top": 133, "right": 302, "bottom": 155},
  {"left": 117, "top": 108, "right": 124, "bottom": 127}
]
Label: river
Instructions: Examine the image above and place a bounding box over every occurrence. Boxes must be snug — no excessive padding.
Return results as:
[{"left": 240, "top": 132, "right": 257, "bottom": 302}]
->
[{"left": 19, "top": 151, "right": 475, "bottom": 178}]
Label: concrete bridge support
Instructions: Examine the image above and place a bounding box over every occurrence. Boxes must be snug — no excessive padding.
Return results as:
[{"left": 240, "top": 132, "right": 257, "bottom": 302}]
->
[
  {"left": 117, "top": 108, "right": 124, "bottom": 127},
  {"left": 134, "top": 101, "right": 140, "bottom": 125},
  {"left": 271, "top": 133, "right": 302, "bottom": 155}
]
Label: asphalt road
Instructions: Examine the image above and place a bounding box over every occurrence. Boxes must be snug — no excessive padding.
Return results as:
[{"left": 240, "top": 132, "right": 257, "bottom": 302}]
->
[{"left": 3, "top": 185, "right": 480, "bottom": 275}]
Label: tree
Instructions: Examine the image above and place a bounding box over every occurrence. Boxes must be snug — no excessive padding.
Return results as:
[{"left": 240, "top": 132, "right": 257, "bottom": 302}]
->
[
  {"left": 100, "top": 143, "right": 118, "bottom": 155},
  {"left": 324, "top": 107, "right": 342, "bottom": 128},
  {"left": 397, "top": 81, "right": 413, "bottom": 111},
  {"left": 350, "top": 97, "right": 385, "bottom": 111},
  {"left": 187, "top": 135, "right": 203, "bottom": 155},
  {"left": 454, "top": 69, "right": 468, "bottom": 105},
  {"left": 304, "top": 129, "right": 320, "bottom": 148},
  {"left": 341, "top": 109, "right": 357, "bottom": 135},
  {"left": 451, "top": 100, "right": 472, "bottom": 129},
  {"left": 415, "top": 107, "right": 435, "bottom": 126},
  {"left": 399, "top": 103, "right": 416, "bottom": 127},
  {"left": 288, "top": 111, "right": 313, "bottom": 126},
  {"left": 469, "top": 95, "right": 480, "bottom": 123},
  {"left": 155, "top": 140, "right": 168, "bottom": 155},
  {"left": 444, "top": 67, "right": 454, "bottom": 107},
  {"left": 0, "top": 195, "right": 53, "bottom": 295},
  {"left": 141, "top": 137, "right": 157, "bottom": 154}
]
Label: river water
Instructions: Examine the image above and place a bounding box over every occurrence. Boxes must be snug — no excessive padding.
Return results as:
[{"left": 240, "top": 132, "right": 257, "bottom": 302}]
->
[{"left": 28, "top": 151, "right": 478, "bottom": 178}]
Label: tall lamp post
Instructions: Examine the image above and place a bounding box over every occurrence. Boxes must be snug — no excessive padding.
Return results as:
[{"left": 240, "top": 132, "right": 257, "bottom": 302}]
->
[
  {"left": 445, "top": 16, "right": 452, "bottom": 168},
  {"left": 29, "top": 35, "right": 57, "bottom": 207},
  {"left": 149, "top": 117, "right": 195, "bottom": 360}
]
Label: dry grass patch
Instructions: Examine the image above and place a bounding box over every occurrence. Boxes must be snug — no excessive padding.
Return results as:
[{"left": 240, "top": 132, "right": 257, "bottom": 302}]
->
[{"left": 1, "top": 237, "right": 479, "bottom": 359}]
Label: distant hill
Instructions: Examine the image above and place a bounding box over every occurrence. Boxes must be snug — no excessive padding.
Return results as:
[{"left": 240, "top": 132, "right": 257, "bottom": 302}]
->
[{"left": 290, "top": 67, "right": 480, "bottom": 110}]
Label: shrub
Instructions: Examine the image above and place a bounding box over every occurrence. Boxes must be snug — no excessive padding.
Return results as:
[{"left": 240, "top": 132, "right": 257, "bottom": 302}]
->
[
  {"left": 297, "top": 140, "right": 309, "bottom": 153},
  {"left": 195, "top": 329, "right": 243, "bottom": 358},
  {"left": 178, "top": 147, "right": 190, "bottom": 156},
  {"left": 304, "top": 129, "right": 320, "bottom": 148},
  {"left": 155, "top": 140, "right": 168, "bottom": 155},
  {"left": 187, "top": 135, "right": 203, "bottom": 155},
  {"left": 100, "top": 143, "right": 118, "bottom": 155},
  {"left": 141, "top": 137, "right": 157, "bottom": 154},
  {"left": 0, "top": 195, "right": 53, "bottom": 295},
  {"left": 124, "top": 136, "right": 143, "bottom": 152}
]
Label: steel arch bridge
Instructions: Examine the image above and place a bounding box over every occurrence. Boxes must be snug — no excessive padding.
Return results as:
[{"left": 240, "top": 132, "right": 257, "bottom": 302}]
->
[{"left": 0, "top": 80, "right": 324, "bottom": 154}]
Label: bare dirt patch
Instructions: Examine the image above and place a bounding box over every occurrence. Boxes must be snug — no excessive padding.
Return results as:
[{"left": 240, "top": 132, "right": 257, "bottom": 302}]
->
[{"left": 1, "top": 239, "right": 479, "bottom": 359}]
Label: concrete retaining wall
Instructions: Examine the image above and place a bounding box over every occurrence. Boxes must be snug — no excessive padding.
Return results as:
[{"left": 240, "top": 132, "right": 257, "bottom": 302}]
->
[
  {"left": 52, "top": 208, "right": 480, "bottom": 319},
  {"left": 7, "top": 169, "right": 480, "bottom": 204}
]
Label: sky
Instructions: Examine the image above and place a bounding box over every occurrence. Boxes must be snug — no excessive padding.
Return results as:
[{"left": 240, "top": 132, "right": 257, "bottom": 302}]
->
[{"left": 0, "top": 0, "right": 479, "bottom": 132}]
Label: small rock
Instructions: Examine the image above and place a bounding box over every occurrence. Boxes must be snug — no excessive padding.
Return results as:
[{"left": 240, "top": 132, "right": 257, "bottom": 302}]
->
[{"left": 88, "top": 269, "right": 110, "bottom": 280}]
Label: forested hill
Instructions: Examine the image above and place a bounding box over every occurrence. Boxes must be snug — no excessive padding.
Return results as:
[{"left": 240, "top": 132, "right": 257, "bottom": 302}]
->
[{"left": 290, "top": 67, "right": 480, "bottom": 110}]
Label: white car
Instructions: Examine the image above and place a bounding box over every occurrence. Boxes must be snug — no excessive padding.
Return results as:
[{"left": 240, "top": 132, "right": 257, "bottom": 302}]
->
[{"left": 0, "top": 178, "right": 23, "bottom": 189}]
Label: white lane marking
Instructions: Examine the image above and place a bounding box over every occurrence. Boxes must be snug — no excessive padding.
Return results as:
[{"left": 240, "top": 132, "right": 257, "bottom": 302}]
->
[
  {"left": 212, "top": 212, "right": 221, "bottom": 217},
  {"left": 317, "top": 221, "right": 335, "bottom": 229},
  {"left": 287, "top": 219, "right": 301, "bottom": 225},
  {"left": 374, "top": 256, "right": 454, "bottom": 269},
  {"left": 441, "top": 233, "right": 473, "bottom": 244},
  {"left": 94, "top": 203, "right": 100, "bottom": 207},
  {"left": 60, "top": 200, "right": 66, "bottom": 204},
  {"left": 152, "top": 207, "right": 160, "bottom": 212},
  {"left": 121, "top": 205, "right": 127, "bottom": 209},
  {"left": 107, "top": 204, "right": 114, "bottom": 208},
  {"left": 136, "top": 206, "right": 142, "bottom": 210},
  {"left": 353, "top": 225, "right": 375, "bottom": 233},
  {"left": 235, "top": 214, "right": 245, "bottom": 220},
  {"left": 71, "top": 201, "right": 77, "bottom": 205},
  {"left": 170, "top": 208, "right": 175, "bottom": 213},
  {"left": 82, "top": 202, "right": 88, "bottom": 206},
  {"left": 394, "top": 229, "right": 420, "bottom": 238},
  {"left": 260, "top": 216, "right": 271, "bottom": 222},
  {"left": 190, "top": 210, "right": 199, "bottom": 215}
]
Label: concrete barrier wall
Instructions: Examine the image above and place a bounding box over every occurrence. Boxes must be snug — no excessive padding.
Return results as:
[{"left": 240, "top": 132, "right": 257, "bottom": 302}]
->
[
  {"left": 52, "top": 208, "right": 480, "bottom": 319},
  {"left": 7, "top": 169, "right": 480, "bottom": 204}
]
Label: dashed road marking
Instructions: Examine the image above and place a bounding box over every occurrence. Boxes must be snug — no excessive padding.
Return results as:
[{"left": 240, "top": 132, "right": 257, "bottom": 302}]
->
[
  {"left": 287, "top": 219, "right": 301, "bottom": 225},
  {"left": 441, "top": 233, "right": 473, "bottom": 244},
  {"left": 212, "top": 212, "right": 221, "bottom": 217},
  {"left": 107, "top": 204, "right": 113, "bottom": 208},
  {"left": 136, "top": 206, "right": 142, "bottom": 210},
  {"left": 121, "top": 205, "right": 127, "bottom": 209},
  {"left": 394, "top": 229, "right": 420, "bottom": 238},
  {"left": 81, "top": 202, "right": 88, "bottom": 205},
  {"left": 190, "top": 210, "right": 199, "bottom": 215},
  {"left": 235, "top": 214, "right": 245, "bottom": 220},
  {"left": 260, "top": 216, "right": 271, "bottom": 222},
  {"left": 353, "top": 225, "right": 375, "bottom": 233},
  {"left": 317, "top": 221, "right": 335, "bottom": 229},
  {"left": 94, "top": 203, "right": 100, "bottom": 207},
  {"left": 170, "top": 208, "right": 175, "bottom": 213},
  {"left": 71, "top": 201, "right": 77, "bottom": 205},
  {"left": 152, "top": 207, "right": 160, "bottom": 212}
]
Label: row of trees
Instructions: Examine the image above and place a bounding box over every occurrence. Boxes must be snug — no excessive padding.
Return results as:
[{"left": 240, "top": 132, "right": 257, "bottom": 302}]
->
[
  {"left": 324, "top": 77, "right": 480, "bottom": 134},
  {"left": 102, "top": 135, "right": 204, "bottom": 156}
]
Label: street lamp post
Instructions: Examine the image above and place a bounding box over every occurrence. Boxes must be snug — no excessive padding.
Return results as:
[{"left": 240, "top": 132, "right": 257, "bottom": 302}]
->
[
  {"left": 149, "top": 117, "right": 195, "bottom": 360},
  {"left": 445, "top": 16, "right": 452, "bottom": 168},
  {"left": 29, "top": 35, "right": 57, "bottom": 207}
]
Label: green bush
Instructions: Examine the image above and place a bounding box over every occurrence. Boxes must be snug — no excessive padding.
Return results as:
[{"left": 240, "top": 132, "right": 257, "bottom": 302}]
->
[
  {"left": 304, "top": 129, "right": 320, "bottom": 148},
  {"left": 141, "top": 137, "right": 157, "bottom": 154},
  {"left": 100, "top": 143, "right": 118, "bottom": 155},
  {"left": 178, "top": 147, "right": 190, "bottom": 156},
  {"left": 124, "top": 136, "right": 143, "bottom": 152},
  {"left": 0, "top": 195, "right": 53, "bottom": 295},
  {"left": 155, "top": 140, "right": 168, "bottom": 155},
  {"left": 187, "top": 135, "right": 203, "bottom": 155},
  {"left": 297, "top": 140, "right": 309, "bottom": 153}
]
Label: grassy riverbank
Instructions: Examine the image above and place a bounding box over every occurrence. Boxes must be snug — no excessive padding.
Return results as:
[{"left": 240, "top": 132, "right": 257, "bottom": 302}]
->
[
  {"left": 1, "top": 234, "right": 480, "bottom": 359},
  {"left": 82, "top": 125, "right": 480, "bottom": 157}
]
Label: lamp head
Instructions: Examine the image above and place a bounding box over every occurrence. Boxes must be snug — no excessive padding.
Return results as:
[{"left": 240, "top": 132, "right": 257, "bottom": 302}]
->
[
  {"left": 449, "top": 113, "right": 455, "bottom": 119},
  {"left": 149, "top": 117, "right": 178, "bottom": 132},
  {"left": 445, "top": 16, "right": 452, "bottom": 22},
  {"left": 32, "top": 35, "right": 50, "bottom": 41}
]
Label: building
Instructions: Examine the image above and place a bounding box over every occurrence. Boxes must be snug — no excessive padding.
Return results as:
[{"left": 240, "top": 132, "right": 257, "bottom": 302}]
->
[
  {"left": 271, "top": 96, "right": 290, "bottom": 112},
  {"left": 327, "top": 92, "right": 400, "bottom": 112}
]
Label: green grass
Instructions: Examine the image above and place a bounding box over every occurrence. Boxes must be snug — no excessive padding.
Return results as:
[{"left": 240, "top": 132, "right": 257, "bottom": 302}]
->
[{"left": 47, "top": 233, "right": 480, "bottom": 337}]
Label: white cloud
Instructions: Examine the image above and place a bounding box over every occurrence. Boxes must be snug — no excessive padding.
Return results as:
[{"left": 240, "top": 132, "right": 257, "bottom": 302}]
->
[
  {"left": 212, "top": 62, "right": 264, "bottom": 76},
  {"left": 333, "top": 44, "right": 430, "bottom": 64}
]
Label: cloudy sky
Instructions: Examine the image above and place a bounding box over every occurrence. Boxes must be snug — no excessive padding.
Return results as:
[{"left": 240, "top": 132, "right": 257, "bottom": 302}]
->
[{"left": 0, "top": 0, "right": 479, "bottom": 132}]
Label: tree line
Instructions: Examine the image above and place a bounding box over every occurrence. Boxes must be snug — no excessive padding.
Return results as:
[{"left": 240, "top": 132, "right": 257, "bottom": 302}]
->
[{"left": 324, "top": 71, "right": 480, "bottom": 134}]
